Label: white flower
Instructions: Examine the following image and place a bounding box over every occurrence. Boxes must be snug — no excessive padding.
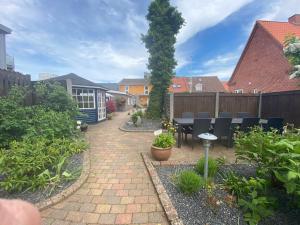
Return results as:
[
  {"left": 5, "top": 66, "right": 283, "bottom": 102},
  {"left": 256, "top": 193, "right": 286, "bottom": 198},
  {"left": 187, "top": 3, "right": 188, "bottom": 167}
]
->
[
  {"left": 77, "top": 121, "right": 82, "bottom": 125},
  {"left": 76, "top": 126, "right": 81, "bottom": 129}
]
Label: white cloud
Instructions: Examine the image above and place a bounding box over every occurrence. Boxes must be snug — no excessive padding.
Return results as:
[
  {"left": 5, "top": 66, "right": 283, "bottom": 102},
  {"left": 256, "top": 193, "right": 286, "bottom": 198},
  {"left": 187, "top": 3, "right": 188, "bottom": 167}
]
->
[
  {"left": 203, "top": 53, "right": 239, "bottom": 67},
  {"left": 191, "top": 66, "right": 235, "bottom": 81},
  {"left": 172, "top": 0, "right": 254, "bottom": 44}
]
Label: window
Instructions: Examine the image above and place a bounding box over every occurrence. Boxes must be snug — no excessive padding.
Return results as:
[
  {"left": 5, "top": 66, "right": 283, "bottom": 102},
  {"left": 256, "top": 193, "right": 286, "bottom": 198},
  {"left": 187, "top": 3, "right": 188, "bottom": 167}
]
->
[
  {"left": 72, "top": 88, "right": 95, "bottom": 109},
  {"left": 253, "top": 89, "right": 258, "bottom": 94},
  {"left": 195, "top": 83, "right": 203, "bottom": 92},
  {"left": 234, "top": 89, "right": 243, "bottom": 93},
  {"left": 125, "top": 86, "right": 129, "bottom": 94},
  {"left": 144, "top": 85, "right": 149, "bottom": 95}
]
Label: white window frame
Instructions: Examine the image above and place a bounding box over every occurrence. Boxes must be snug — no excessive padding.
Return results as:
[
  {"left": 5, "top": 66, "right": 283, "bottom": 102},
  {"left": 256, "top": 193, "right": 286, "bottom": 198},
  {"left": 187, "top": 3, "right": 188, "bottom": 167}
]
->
[
  {"left": 234, "top": 89, "right": 243, "bottom": 94},
  {"left": 125, "top": 86, "right": 129, "bottom": 94},
  {"left": 144, "top": 85, "right": 149, "bottom": 95},
  {"left": 72, "top": 88, "right": 95, "bottom": 109},
  {"left": 253, "top": 89, "right": 258, "bottom": 94}
]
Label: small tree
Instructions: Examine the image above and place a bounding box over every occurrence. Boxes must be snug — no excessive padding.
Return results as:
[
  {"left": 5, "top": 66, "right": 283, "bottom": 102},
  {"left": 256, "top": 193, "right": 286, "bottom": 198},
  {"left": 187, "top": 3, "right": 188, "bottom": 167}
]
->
[
  {"left": 284, "top": 35, "right": 300, "bottom": 78},
  {"left": 142, "top": 0, "right": 184, "bottom": 118}
]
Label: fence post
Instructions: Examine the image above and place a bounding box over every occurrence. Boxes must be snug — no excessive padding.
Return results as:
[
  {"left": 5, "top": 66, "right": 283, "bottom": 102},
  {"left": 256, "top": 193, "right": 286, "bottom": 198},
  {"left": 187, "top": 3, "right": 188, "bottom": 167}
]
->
[
  {"left": 215, "top": 92, "right": 219, "bottom": 118},
  {"left": 170, "top": 93, "right": 174, "bottom": 121},
  {"left": 258, "top": 92, "right": 262, "bottom": 117}
]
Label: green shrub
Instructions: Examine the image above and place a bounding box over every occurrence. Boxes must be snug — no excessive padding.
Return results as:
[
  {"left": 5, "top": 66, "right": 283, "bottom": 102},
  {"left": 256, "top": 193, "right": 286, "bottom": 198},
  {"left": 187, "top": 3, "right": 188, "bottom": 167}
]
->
[
  {"left": 135, "top": 110, "right": 144, "bottom": 118},
  {"left": 195, "top": 157, "right": 219, "bottom": 177},
  {"left": 26, "top": 106, "right": 77, "bottom": 140},
  {"left": 235, "top": 127, "right": 300, "bottom": 202},
  {"left": 131, "top": 113, "right": 138, "bottom": 125},
  {"left": 175, "top": 170, "right": 204, "bottom": 195},
  {"left": 152, "top": 132, "right": 175, "bottom": 148},
  {"left": 0, "top": 137, "right": 87, "bottom": 192},
  {"left": 34, "top": 82, "right": 78, "bottom": 117},
  {"left": 222, "top": 171, "right": 275, "bottom": 225}
]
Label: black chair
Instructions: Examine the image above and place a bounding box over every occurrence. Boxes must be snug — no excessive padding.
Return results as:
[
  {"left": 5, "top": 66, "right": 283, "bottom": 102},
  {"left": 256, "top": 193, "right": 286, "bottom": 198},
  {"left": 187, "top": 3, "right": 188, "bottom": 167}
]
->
[
  {"left": 263, "top": 117, "right": 284, "bottom": 133},
  {"left": 219, "top": 112, "right": 232, "bottom": 118},
  {"left": 213, "top": 118, "right": 232, "bottom": 147},
  {"left": 237, "top": 112, "right": 251, "bottom": 118},
  {"left": 182, "top": 112, "right": 194, "bottom": 142},
  {"left": 240, "top": 117, "right": 260, "bottom": 132},
  {"left": 196, "top": 112, "right": 210, "bottom": 118},
  {"left": 191, "top": 119, "right": 211, "bottom": 149},
  {"left": 182, "top": 112, "right": 194, "bottom": 118}
]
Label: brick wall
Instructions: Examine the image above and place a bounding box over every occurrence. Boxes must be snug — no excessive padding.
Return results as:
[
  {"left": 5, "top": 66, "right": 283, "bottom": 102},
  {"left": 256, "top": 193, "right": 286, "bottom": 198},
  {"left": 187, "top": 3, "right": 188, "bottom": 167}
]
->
[{"left": 228, "top": 24, "right": 299, "bottom": 93}]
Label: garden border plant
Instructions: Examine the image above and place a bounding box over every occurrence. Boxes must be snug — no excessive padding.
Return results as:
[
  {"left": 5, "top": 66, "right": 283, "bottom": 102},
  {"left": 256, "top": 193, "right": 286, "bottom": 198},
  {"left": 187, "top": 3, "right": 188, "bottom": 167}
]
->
[{"left": 0, "top": 83, "right": 88, "bottom": 202}]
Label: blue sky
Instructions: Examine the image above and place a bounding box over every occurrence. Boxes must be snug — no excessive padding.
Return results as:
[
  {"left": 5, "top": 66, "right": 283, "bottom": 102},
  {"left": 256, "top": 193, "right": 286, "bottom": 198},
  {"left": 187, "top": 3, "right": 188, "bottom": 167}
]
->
[{"left": 0, "top": 0, "right": 299, "bottom": 82}]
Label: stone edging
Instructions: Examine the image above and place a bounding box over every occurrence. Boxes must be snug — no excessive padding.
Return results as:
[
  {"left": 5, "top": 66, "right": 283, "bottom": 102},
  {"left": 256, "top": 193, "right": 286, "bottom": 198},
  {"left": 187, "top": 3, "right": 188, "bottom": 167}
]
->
[
  {"left": 119, "top": 124, "right": 156, "bottom": 133},
  {"left": 36, "top": 148, "right": 90, "bottom": 211},
  {"left": 141, "top": 153, "right": 185, "bottom": 225}
]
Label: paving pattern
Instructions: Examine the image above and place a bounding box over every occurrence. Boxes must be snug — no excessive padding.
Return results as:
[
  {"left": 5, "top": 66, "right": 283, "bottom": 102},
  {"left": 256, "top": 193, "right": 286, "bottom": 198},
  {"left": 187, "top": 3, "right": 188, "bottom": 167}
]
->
[{"left": 41, "top": 112, "right": 236, "bottom": 225}]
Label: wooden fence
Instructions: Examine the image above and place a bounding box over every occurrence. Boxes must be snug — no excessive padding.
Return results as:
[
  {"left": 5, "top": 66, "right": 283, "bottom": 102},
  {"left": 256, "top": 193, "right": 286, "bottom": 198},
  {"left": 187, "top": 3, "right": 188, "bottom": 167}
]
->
[
  {"left": 261, "top": 91, "right": 300, "bottom": 127},
  {"left": 167, "top": 90, "right": 300, "bottom": 127}
]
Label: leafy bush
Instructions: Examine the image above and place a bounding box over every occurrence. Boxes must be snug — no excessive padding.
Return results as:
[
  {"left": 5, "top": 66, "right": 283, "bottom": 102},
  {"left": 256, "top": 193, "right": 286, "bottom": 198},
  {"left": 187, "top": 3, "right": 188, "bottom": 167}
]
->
[
  {"left": 26, "top": 107, "right": 77, "bottom": 140},
  {"left": 195, "top": 157, "right": 219, "bottom": 177},
  {"left": 34, "top": 82, "right": 78, "bottom": 117},
  {"left": 152, "top": 132, "right": 175, "bottom": 148},
  {"left": 223, "top": 172, "right": 275, "bottom": 225},
  {"left": 131, "top": 113, "right": 139, "bottom": 126},
  {"left": 0, "top": 85, "right": 86, "bottom": 193},
  {"left": 235, "top": 127, "right": 300, "bottom": 201},
  {"left": 175, "top": 170, "right": 204, "bottom": 195},
  {"left": 0, "top": 137, "right": 87, "bottom": 192},
  {"left": 106, "top": 100, "right": 116, "bottom": 114},
  {"left": 135, "top": 110, "right": 144, "bottom": 118}
]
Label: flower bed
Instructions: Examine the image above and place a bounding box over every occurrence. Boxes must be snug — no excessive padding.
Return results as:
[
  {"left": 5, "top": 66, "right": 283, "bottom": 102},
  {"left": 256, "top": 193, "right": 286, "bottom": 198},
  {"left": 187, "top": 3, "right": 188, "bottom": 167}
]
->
[
  {"left": 0, "top": 152, "right": 84, "bottom": 203},
  {"left": 155, "top": 164, "right": 300, "bottom": 225}
]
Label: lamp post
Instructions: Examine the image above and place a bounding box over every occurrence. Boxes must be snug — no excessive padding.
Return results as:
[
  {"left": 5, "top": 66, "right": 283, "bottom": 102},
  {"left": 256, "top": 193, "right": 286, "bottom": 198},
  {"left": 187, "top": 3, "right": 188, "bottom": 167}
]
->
[{"left": 198, "top": 133, "right": 218, "bottom": 181}]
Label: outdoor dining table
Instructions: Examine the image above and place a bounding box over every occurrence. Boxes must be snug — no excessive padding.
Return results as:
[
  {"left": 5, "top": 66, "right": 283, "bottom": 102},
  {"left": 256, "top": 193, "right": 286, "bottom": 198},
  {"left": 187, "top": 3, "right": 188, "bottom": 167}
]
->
[{"left": 173, "top": 118, "right": 267, "bottom": 148}]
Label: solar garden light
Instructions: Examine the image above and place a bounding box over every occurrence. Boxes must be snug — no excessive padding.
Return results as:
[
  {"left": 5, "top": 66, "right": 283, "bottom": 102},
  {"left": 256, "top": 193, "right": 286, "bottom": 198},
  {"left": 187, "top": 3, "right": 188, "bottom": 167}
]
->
[{"left": 198, "top": 133, "right": 218, "bottom": 181}]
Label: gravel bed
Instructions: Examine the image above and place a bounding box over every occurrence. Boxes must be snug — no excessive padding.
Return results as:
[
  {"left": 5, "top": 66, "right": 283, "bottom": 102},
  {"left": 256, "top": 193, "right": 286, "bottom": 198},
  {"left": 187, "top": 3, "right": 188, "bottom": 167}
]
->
[
  {"left": 0, "top": 152, "right": 84, "bottom": 203},
  {"left": 122, "top": 118, "right": 161, "bottom": 131},
  {"left": 156, "top": 164, "right": 300, "bottom": 225}
]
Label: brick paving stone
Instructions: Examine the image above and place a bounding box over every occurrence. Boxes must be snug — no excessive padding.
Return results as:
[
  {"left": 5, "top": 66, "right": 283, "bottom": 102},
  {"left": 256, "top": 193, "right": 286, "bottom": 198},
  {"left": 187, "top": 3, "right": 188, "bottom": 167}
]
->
[
  {"left": 115, "top": 213, "right": 132, "bottom": 224},
  {"left": 110, "top": 204, "right": 126, "bottom": 213},
  {"left": 95, "top": 204, "right": 111, "bottom": 213},
  {"left": 132, "top": 213, "right": 149, "bottom": 224},
  {"left": 41, "top": 112, "right": 236, "bottom": 225},
  {"left": 98, "top": 214, "right": 116, "bottom": 224}
]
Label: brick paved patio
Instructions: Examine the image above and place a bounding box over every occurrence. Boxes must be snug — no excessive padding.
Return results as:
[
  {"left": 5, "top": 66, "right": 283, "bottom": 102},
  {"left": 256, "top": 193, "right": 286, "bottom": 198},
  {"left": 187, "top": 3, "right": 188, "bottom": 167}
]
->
[{"left": 41, "top": 112, "right": 236, "bottom": 225}]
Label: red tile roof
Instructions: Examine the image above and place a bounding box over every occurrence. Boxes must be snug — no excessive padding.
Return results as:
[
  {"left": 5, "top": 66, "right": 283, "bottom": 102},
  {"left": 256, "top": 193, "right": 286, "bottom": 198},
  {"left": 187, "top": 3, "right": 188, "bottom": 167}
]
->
[
  {"left": 169, "top": 77, "right": 189, "bottom": 93},
  {"left": 258, "top": 20, "right": 300, "bottom": 45}
]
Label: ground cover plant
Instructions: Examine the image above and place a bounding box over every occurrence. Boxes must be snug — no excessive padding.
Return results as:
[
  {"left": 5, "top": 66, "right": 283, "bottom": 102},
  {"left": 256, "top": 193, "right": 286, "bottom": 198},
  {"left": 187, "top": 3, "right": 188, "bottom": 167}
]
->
[{"left": 0, "top": 83, "right": 87, "bottom": 194}]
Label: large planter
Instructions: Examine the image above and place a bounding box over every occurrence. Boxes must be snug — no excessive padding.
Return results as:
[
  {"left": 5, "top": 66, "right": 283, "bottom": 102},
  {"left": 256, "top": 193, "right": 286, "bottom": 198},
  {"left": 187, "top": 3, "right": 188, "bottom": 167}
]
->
[{"left": 151, "top": 145, "right": 172, "bottom": 161}]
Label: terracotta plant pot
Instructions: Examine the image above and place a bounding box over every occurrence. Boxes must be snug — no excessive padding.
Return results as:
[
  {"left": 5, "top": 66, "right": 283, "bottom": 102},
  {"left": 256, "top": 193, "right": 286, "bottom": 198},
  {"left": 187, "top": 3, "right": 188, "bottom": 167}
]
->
[{"left": 151, "top": 145, "right": 172, "bottom": 161}]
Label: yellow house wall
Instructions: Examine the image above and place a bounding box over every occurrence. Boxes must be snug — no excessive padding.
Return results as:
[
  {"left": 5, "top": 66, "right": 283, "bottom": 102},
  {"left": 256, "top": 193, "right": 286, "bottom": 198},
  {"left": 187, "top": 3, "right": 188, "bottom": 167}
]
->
[{"left": 119, "top": 85, "right": 152, "bottom": 95}]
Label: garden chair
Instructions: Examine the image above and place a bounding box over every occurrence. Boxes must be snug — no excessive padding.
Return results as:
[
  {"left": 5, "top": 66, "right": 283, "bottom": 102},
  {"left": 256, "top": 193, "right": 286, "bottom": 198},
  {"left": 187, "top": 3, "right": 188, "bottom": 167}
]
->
[
  {"left": 263, "top": 117, "right": 284, "bottom": 133},
  {"left": 212, "top": 118, "right": 232, "bottom": 147},
  {"left": 191, "top": 118, "right": 211, "bottom": 149},
  {"left": 237, "top": 112, "right": 251, "bottom": 118},
  {"left": 181, "top": 112, "right": 194, "bottom": 142},
  {"left": 196, "top": 112, "right": 210, "bottom": 118},
  {"left": 240, "top": 117, "right": 260, "bottom": 133},
  {"left": 219, "top": 112, "right": 232, "bottom": 118}
]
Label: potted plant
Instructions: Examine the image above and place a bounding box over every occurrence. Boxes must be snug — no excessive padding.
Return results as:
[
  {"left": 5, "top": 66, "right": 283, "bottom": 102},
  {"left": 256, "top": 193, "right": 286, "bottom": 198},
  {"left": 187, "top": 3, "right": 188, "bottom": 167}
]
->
[
  {"left": 107, "top": 113, "right": 113, "bottom": 120},
  {"left": 151, "top": 132, "right": 175, "bottom": 161},
  {"left": 80, "top": 122, "right": 88, "bottom": 132}
]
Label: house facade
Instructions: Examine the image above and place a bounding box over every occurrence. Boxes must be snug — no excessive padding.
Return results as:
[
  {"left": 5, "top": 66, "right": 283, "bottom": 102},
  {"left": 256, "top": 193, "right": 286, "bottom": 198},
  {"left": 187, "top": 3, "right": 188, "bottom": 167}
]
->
[
  {"left": 49, "top": 73, "right": 108, "bottom": 123},
  {"left": 119, "top": 76, "right": 152, "bottom": 107},
  {"left": 228, "top": 14, "right": 300, "bottom": 93},
  {"left": 119, "top": 75, "right": 226, "bottom": 107}
]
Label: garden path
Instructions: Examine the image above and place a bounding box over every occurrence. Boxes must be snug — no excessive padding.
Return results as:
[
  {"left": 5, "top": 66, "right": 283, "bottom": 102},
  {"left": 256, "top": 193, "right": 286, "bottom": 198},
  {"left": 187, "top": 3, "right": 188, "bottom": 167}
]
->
[
  {"left": 41, "top": 112, "right": 169, "bottom": 225},
  {"left": 41, "top": 111, "right": 236, "bottom": 225}
]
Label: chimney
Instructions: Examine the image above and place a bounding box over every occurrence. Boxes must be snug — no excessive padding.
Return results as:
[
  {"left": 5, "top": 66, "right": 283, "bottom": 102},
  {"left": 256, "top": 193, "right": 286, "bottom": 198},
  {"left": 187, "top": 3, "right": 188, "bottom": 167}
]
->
[
  {"left": 288, "top": 14, "right": 300, "bottom": 25},
  {"left": 0, "top": 24, "right": 12, "bottom": 70}
]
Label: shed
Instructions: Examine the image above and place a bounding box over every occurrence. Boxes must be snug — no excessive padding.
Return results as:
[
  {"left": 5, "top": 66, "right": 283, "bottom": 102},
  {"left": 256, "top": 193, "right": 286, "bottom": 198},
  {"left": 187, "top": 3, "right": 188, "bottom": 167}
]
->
[{"left": 48, "top": 73, "right": 108, "bottom": 123}]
